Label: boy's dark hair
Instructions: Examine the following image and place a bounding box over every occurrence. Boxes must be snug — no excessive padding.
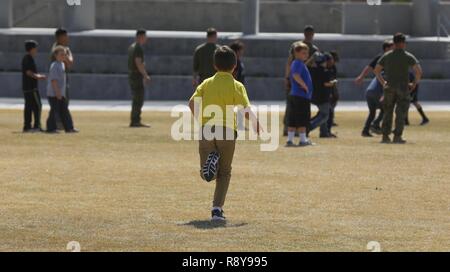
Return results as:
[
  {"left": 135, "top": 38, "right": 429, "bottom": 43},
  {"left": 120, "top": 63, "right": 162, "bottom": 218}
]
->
[
  {"left": 382, "top": 39, "right": 394, "bottom": 51},
  {"left": 55, "top": 28, "right": 68, "bottom": 38},
  {"left": 207, "top": 28, "right": 217, "bottom": 38},
  {"left": 214, "top": 46, "right": 237, "bottom": 71},
  {"left": 229, "top": 40, "right": 245, "bottom": 53},
  {"left": 393, "top": 33, "right": 406, "bottom": 44},
  {"left": 136, "top": 29, "right": 147, "bottom": 37},
  {"left": 330, "top": 50, "right": 339, "bottom": 63},
  {"left": 25, "top": 40, "right": 38, "bottom": 52},
  {"left": 304, "top": 25, "right": 315, "bottom": 33}
]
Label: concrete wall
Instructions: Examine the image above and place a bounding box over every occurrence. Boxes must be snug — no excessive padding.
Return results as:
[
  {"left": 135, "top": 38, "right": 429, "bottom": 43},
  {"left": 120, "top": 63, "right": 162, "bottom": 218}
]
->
[
  {"left": 342, "top": 3, "right": 412, "bottom": 35},
  {"left": 11, "top": 1, "right": 342, "bottom": 33}
]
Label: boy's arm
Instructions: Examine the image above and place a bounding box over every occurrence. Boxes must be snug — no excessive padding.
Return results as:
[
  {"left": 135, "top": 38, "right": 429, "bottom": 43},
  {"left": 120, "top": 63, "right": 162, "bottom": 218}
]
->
[
  {"left": 293, "top": 73, "right": 309, "bottom": 92},
  {"left": 355, "top": 65, "right": 372, "bottom": 85},
  {"left": 324, "top": 79, "right": 338, "bottom": 88},
  {"left": 189, "top": 99, "right": 195, "bottom": 115},
  {"left": 51, "top": 80, "right": 63, "bottom": 100},
  {"left": 410, "top": 64, "right": 423, "bottom": 90},
  {"left": 284, "top": 55, "right": 293, "bottom": 91},
  {"left": 25, "top": 70, "right": 46, "bottom": 80},
  {"left": 373, "top": 64, "right": 387, "bottom": 87},
  {"left": 243, "top": 107, "right": 262, "bottom": 135}
]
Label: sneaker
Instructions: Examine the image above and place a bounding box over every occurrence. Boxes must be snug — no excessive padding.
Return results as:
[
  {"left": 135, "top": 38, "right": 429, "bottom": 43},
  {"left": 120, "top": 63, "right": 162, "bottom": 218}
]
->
[
  {"left": 320, "top": 133, "right": 337, "bottom": 138},
  {"left": 32, "top": 128, "right": 44, "bottom": 133},
  {"left": 130, "top": 123, "right": 151, "bottom": 128},
  {"left": 420, "top": 119, "right": 430, "bottom": 126},
  {"left": 393, "top": 136, "right": 407, "bottom": 144},
  {"left": 211, "top": 209, "right": 226, "bottom": 222},
  {"left": 45, "top": 130, "right": 60, "bottom": 134},
  {"left": 362, "top": 131, "right": 373, "bottom": 137},
  {"left": 370, "top": 126, "right": 382, "bottom": 135},
  {"left": 201, "top": 151, "right": 220, "bottom": 182},
  {"left": 285, "top": 141, "right": 296, "bottom": 148},
  {"left": 381, "top": 136, "right": 391, "bottom": 144},
  {"left": 66, "top": 128, "right": 80, "bottom": 134},
  {"left": 299, "top": 140, "right": 315, "bottom": 147}
]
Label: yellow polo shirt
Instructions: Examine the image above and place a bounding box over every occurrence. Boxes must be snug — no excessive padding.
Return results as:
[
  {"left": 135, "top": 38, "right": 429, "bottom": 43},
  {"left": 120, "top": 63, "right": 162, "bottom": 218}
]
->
[{"left": 190, "top": 72, "right": 251, "bottom": 130}]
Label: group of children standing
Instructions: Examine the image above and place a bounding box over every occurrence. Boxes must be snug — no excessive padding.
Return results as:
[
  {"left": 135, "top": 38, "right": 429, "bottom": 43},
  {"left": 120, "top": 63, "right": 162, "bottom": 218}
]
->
[{"left": 21, "top": 29, "right": 78, "bottom": 134}]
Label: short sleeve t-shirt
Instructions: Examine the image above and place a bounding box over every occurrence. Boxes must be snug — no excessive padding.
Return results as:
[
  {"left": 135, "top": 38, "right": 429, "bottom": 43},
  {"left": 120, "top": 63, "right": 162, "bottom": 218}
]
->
[
  {"left": 46, "top": 61, "right": 66, "bottom": 97},
  {"left": 290, "top": 60, "right": 313, "bottom": 100},
  {"left": 377, "top": 49, "right": 419, "bottom": 88},
  {"left": 311, "top": 66, "right": 333, "bottom": 105},
  {"left": 128, "top": 42, "right": 144, "bottom": 79},
  {"left": 22, "top": 54, "right": 38, "bottom": 92},
  {"left": 190, "top": 72, "right": 250, "bottom": 130},
  {"left": 369, "top": 54, "right": 382, "bottom": 69}
]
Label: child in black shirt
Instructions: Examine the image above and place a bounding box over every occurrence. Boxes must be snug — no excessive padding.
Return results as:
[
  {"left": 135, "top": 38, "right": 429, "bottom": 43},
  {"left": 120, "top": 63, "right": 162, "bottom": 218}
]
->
[
  {"left": 22, "top": 40, "right": 47, "bottom": 132},
  {"left": 309, "top": 52, "right": 337, "bottom": 138}
]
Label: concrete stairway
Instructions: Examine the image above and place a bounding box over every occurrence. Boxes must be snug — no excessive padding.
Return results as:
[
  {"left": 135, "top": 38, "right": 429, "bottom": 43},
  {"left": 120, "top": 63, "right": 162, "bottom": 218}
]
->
[{"left": 1, "top": 29, "right": 449, "bottom": 101}]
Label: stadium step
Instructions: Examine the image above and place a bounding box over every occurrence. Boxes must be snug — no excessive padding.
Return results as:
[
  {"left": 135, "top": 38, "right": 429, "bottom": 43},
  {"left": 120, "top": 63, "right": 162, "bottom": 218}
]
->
[{"left": 1, "top": 72, "right": 450, "bottom": 101}]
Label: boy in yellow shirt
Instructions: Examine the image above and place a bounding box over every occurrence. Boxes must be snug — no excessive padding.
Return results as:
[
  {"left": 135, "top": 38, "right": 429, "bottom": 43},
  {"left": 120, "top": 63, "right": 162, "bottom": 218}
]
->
[{"left": 189, "top": 46, "right": 261, "bottom": 222}]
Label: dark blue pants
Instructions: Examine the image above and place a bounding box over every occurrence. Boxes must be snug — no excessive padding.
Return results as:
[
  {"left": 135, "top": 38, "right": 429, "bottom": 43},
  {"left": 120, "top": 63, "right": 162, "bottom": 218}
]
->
[
  {"left": 363, "top": 93, "right": 384, "bottom": 133},
  {"left": 46, "top": 97, "right": 74, "bottom": 132}
]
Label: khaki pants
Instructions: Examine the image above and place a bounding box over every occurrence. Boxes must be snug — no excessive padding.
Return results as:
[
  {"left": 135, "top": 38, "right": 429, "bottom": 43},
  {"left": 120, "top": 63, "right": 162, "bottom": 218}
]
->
[
  {"left": 199, "top": 138, "right": 236, "bottom": 208},
  {"left": 382, "top": 86, "right": 410, "bottom": 138}
]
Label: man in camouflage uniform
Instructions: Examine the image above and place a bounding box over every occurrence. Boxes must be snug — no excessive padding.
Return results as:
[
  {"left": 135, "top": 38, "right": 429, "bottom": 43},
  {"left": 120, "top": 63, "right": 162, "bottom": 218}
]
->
[
  {"left": 128, "top": 29, "right": 151, "bottom": 127},
  {"left": 374, "top": 33, "right": 423, "bottom": 144}
]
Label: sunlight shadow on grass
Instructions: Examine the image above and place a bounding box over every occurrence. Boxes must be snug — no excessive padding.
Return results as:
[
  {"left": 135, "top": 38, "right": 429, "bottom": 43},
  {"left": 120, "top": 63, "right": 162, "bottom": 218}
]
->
[{"left": 179, "top": 220, "right": 248, "bottom": 230}]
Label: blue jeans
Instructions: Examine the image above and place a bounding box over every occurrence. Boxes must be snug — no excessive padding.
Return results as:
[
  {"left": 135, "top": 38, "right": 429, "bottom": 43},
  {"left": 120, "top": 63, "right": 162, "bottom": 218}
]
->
[
  {"left": 310, "top": 102, "right": 331, "bottom": 136},
  {"left": 363, "top": 93, "right": 384, "bottom": 133}
]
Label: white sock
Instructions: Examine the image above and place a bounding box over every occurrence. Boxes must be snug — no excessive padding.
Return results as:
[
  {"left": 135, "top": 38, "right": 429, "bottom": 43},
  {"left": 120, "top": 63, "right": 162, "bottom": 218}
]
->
[
  {"left": 287, "top": 131, "right": 295, "bottom": 142},
  {"left": 212, "top": 207, "right": 222, "bottom": 212},
  {"left": 300, "top": 133, "right": 307, "bottom": 143}
]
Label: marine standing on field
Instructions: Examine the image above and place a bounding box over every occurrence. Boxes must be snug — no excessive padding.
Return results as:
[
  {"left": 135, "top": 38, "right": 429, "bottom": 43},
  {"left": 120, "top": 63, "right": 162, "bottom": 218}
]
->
[
  {"left": 193, "top": 28, "right": 220, "bottom": 87},
  {"left": 128, "top": 29, "right": 151, "bottom": 128},
  {"left": 374, "top": 33, "right": 423, "bottom": 144}
]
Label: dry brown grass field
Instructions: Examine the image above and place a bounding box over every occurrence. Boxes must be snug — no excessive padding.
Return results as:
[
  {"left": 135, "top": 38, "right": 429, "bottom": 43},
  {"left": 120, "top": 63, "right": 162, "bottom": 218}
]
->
[{"left": 0, "top": 109, "right": 449, "bottom": 252}]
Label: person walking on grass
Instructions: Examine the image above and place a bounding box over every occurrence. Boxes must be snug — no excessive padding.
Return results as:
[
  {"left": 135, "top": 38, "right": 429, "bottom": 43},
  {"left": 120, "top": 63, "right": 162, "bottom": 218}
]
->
[
  {"left": 374, "top": 33, "right": 423, "bottom": 144},
  {"left": 405, "top": 72, "right": 430, "bottom": 126},
  {"left": 46, "top": 46, "right": 78, "bottom": 134},
  {"left": 128, "top": 29, "right": 151, "bottom": 128},
  {"left": 22, "top": 40, "right": 46, "bottom": 133},
  {"left": 189, "top": 46, "right": 261, "bottom": 222},
  {"left": 356, "top": 40, "right": 394, "bottom": 136}
]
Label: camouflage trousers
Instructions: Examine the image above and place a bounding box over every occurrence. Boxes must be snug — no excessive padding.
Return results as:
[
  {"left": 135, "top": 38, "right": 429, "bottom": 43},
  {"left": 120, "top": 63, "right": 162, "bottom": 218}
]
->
[{"left": 382, "top": 86, "right": 410, "bottom": 138}]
